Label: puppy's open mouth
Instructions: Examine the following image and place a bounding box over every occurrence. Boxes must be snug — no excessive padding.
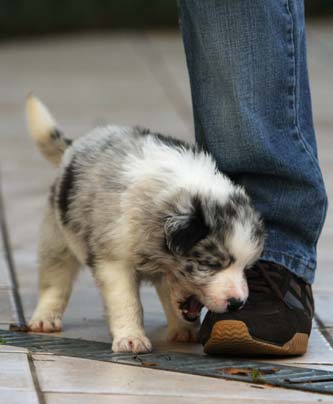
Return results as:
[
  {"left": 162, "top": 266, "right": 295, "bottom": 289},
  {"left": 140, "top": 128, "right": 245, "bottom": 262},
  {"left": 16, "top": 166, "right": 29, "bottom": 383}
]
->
[{"left": 179, "top": 295, "right": 203, "bottom": 322}]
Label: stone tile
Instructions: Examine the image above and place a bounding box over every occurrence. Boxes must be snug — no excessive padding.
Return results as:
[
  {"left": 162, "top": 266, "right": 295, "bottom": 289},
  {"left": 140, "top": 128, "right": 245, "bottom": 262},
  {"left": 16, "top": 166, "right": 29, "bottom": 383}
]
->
[
  {"left": 0, "top": 34, "right": 190, "bottom": 143},
  {"left": 0, "top": 289, "right": 16, "bottom": 324},
  {"left": 308, "top": 69, "right": 333, "bottom": 127},
  {"left": 137, "top": 33, "right": 194, "bottom": 133},
  {"left": 317, "top": 235, "right": 333, "bottom": 269},
  {"left": 0, "top": 352, "right": 36, "bottom": 391},
  {"left": 44, "top": 393, "right": 331, "bottom": 404},
  {"left": 314, "top": 290, "right": 333, "bottom": 327},
  {"left": 0, "top": 342, "right": 39, "bottom": 404},
  {"left": 18, "top": 283, "right": 333, "bottom": 359},
  {"left": 327, "top": 328, "right": 333, "bottom": 341},
  {"left": 315, "top": 265, "right": 333, "bottom": 291},
  {"left": 8, "top": 250, "right": 39, "bottom": 288},
  {"left": 307, "top": 20, "right": 333, "bottom": 59},
  {"left": 266, "top": 329, "right": 333, "bottom": 368},
  {"left": 21, "top": 283, "right": 203, "bottom": 354},
  {"left": 307, "top": 36, "right": 333, "bottom": 127},
  {"left": 33, "top": 354, "right": 331, "bottom": 401},
  {"left": 21, "top": 280, "right": 205, "bottom": 356},
  {"left": 0, "top": 391, "right": 39, "bottom": 404},
  {"left": 0, "top": 250, "right": 11, "bottom": 288},
  {"left": 0, "top": 344, "right": 29, "bottom": 354},
  {"left": 0, "top": 34, "right": 184, "bottom": 100},
  {"left": 21, "top": 283, "right": 108, "bottom": 340}
]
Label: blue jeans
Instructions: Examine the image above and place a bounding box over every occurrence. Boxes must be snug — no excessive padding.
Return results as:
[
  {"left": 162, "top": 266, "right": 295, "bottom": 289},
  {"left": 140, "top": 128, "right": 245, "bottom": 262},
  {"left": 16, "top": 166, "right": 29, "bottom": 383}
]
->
[{"left": 178, "top": 0, "right": 328, "bottom": 284}]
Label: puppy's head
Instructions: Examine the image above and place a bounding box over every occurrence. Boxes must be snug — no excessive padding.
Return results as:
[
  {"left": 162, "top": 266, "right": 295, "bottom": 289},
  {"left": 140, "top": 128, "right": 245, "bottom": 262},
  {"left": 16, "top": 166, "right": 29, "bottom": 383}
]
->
[{"left": 164, "top": 189, "right": 265, "bottom": 322}]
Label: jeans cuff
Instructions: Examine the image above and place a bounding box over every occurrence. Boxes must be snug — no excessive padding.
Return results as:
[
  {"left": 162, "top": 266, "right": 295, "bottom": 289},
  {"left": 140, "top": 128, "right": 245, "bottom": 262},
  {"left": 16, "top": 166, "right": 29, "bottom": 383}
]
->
[{"left": 261, "top": 248, "right": 316, "bottom": 284}]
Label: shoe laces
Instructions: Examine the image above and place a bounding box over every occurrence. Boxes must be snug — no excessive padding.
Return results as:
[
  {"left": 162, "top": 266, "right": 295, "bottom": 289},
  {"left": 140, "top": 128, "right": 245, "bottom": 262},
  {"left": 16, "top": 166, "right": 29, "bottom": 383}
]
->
[{"left": 246, "top": 262, "right": 289, "bottom": 307}]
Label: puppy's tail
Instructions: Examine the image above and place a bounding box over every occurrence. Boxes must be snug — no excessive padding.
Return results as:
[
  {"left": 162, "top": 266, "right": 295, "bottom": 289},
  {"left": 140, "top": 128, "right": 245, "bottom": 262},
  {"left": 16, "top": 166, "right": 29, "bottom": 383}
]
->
[{"left": 25, "top": 94, "right": 72, "bottom": 166}]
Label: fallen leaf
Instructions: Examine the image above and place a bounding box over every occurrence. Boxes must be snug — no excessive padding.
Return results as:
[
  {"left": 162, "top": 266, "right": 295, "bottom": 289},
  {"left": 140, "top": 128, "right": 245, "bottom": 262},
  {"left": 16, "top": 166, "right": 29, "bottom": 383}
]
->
[{"left": 142, "top": 362, "right": 157, "bottom": 367}]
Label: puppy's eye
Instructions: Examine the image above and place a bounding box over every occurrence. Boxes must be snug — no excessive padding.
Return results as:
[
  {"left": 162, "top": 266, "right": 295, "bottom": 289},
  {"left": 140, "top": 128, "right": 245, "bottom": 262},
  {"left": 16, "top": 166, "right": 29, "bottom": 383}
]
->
[
  {"left": 207, "top": 262, "right": 221, "bottom": 269},
  {"left": 209, "top": 257, "right": 233, "bottom": 270},
  {"left": 198, "top": 260, "right": 221, "bottom": 270},
  {"left": 220, "top": 254, "right": 235, "bottom": 269},
  {"left": 192, "top": 251, "right": 201, "bottom": 258}
]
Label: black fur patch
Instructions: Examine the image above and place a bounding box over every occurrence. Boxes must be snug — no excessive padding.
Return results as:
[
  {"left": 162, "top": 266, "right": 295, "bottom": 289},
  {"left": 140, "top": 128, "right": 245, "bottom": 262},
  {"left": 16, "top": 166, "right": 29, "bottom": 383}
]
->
[
  {"left": 191, "top": 251, "right": 202, "bottom": 258},
  {"left": 135, "top": 126, "right": 151, "bottom": 136},
  {"left": 166, "top": 196, "right": 210, "bottom": 255},
  {"left": 230, "top": 191, "right": 249, "bottom": 207},
  {"left": 204, "top": 242, "right": 218, "bottom": 253},
  {"left": 252, "top": 220, "right": 265, "bottom": 243},
  {"left": 222, "top": 202, "right": 238, "bottom": 220},
  {"left": 58, "top": 160, "right": 76, "bottom": 225},
  {"left": 137, "top": 253, "right": 150, "bottom": 267},
  {"left": 50, "top": 129, "right": 72, "bottom": 146},
  {"left": 198, "top": 259, "right": 215, "bottom": 267},
  {"left": 217, "top": 191, "right": 249, "bottom": 226},
  {"left": 86, "top": 251, "right": 96, "bottom": 268},
  {"left": 50, "top": 129, "right": 62, "bottom": 140},
  {"left": 185, "top": 264, "right": 194, "bottom": 273},
  {"left": 155, "top": 133, "right": 201, "bottom": 153},
  {"left": 136, "top": 126, "right": 201, "bottom": 153},
  {"left": 156, "top": 133, "right": 191, "bottom": 149}
]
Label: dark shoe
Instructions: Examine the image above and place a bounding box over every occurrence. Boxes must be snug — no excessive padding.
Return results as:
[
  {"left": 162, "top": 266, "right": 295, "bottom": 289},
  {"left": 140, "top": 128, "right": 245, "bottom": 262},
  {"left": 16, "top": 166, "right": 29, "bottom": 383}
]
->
[{"left": 200, "top": 261, "right": 314, "bottom": 356}]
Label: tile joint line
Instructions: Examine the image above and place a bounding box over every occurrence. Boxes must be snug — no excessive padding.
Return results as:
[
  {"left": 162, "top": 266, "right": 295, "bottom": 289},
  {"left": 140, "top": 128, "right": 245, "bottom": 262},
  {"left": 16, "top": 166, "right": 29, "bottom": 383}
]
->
[
  {"left": 27, "top": 351, "right": 47, "bottom": 404},
  {"left": 0, "top": 175, "right": 27, "bottom": 326},
  {"left": 315, "top": 314, "right": 333, "bottom": 349}
]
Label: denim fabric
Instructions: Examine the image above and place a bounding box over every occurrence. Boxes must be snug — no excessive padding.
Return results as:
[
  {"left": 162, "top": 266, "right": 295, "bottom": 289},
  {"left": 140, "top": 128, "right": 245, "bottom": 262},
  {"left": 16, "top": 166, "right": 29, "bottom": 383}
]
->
[{"left": 178, "top": 0, "right": 328, "bottom": 283}]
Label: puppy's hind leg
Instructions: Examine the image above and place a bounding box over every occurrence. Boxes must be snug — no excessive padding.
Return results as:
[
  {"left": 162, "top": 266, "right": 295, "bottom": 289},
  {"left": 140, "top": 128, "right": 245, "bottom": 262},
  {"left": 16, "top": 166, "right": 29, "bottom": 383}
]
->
[
  {"left": 153, "top": 276, "right": 199, "bottom": 343},
  {"left": 29, "top": 208, "right": 80, "bottom": 332},
  {"left": 94, "top": 260, "right": 152, "bottom": 354}
]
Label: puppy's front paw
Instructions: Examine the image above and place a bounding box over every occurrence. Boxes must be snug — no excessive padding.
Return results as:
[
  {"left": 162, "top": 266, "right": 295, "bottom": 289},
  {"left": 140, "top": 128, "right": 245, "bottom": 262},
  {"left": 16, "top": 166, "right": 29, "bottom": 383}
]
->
[
  {"left": 167, "top": 324, "right": 199, "bottom": 343},
  {"left": 28, "top": 313, "right": 62, "bottom": 333},
  {"left": 112, "top": 335, "right": 152, "bottom": 353}
]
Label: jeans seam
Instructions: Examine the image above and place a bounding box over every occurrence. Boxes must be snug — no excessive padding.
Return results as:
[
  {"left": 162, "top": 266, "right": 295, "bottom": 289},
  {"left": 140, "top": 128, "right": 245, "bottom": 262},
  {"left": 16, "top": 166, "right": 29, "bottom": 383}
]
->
[
  {"left": 285, "top": 0, "right": 323, "bottom": 180},
  {"left": 285, "top": 0, "right": 328, "bottom": 245}
]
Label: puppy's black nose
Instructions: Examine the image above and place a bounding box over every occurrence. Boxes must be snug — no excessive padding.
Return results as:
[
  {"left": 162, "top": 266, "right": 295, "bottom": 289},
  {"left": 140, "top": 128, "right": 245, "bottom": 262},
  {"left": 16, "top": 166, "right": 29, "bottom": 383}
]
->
[{"left": 227, "top": 298, "right": 243, "bottom": 311}]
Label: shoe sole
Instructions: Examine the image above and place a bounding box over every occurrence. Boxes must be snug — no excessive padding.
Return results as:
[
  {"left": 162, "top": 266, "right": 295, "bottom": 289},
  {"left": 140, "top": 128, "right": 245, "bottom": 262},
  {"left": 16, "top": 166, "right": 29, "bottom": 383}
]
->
[{"left": 204, "top": 320, "right": 308, "bottom": 356}]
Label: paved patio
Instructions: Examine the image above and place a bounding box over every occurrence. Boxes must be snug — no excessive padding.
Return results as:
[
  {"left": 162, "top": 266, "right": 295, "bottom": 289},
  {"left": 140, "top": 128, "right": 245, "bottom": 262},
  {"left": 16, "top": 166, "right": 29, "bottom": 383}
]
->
[{"left": 0, "top": 19, "right": 332, "bottom": 403}]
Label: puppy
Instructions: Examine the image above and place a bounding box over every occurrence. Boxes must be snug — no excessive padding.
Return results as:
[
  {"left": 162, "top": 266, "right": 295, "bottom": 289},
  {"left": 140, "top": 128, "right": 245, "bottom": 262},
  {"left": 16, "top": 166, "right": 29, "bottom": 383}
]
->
[{"left": 26, "top": 95, "right": 265, "bottom": 353}]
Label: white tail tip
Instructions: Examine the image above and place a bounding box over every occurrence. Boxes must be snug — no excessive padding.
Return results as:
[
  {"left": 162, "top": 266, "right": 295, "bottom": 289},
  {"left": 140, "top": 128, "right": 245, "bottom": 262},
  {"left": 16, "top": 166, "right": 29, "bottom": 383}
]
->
[{"left": 26, "top": 93, "right": 57, "bottom": 142}]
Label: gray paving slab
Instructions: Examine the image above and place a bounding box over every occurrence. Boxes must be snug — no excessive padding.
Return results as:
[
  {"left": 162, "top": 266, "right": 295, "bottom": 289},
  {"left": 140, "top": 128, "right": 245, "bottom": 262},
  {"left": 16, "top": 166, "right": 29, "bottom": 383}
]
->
[
  {"left": 314, "top": 291, "right": 333, "bottom": 327},
  {"left": 0, "top": 391, "right": 38, "bottom": 404},
  {"left": 0, "top": 290, "right": 16, "bottom": 324},
  {"left": 0, "top": 185, "right": 13, "bottom": 289},
  {"left": 0, "top": 352, "right": 39, "bottom": 404},
  {"left": 0, "top": 249, "right": 11, "bottom": 289}
]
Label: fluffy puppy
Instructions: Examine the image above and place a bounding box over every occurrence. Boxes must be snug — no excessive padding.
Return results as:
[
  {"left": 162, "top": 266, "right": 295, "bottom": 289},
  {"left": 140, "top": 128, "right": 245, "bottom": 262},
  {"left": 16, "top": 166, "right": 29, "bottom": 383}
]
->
[{"left": 26, "top": 95, "right": 265, "bottom": 353}]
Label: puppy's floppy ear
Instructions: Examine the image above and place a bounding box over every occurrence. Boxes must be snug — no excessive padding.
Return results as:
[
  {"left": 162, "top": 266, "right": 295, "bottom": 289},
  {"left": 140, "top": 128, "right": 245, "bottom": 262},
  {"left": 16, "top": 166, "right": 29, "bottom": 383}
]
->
[{"left": 165, "top": 197, "right": 209, "bottom": 255}]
